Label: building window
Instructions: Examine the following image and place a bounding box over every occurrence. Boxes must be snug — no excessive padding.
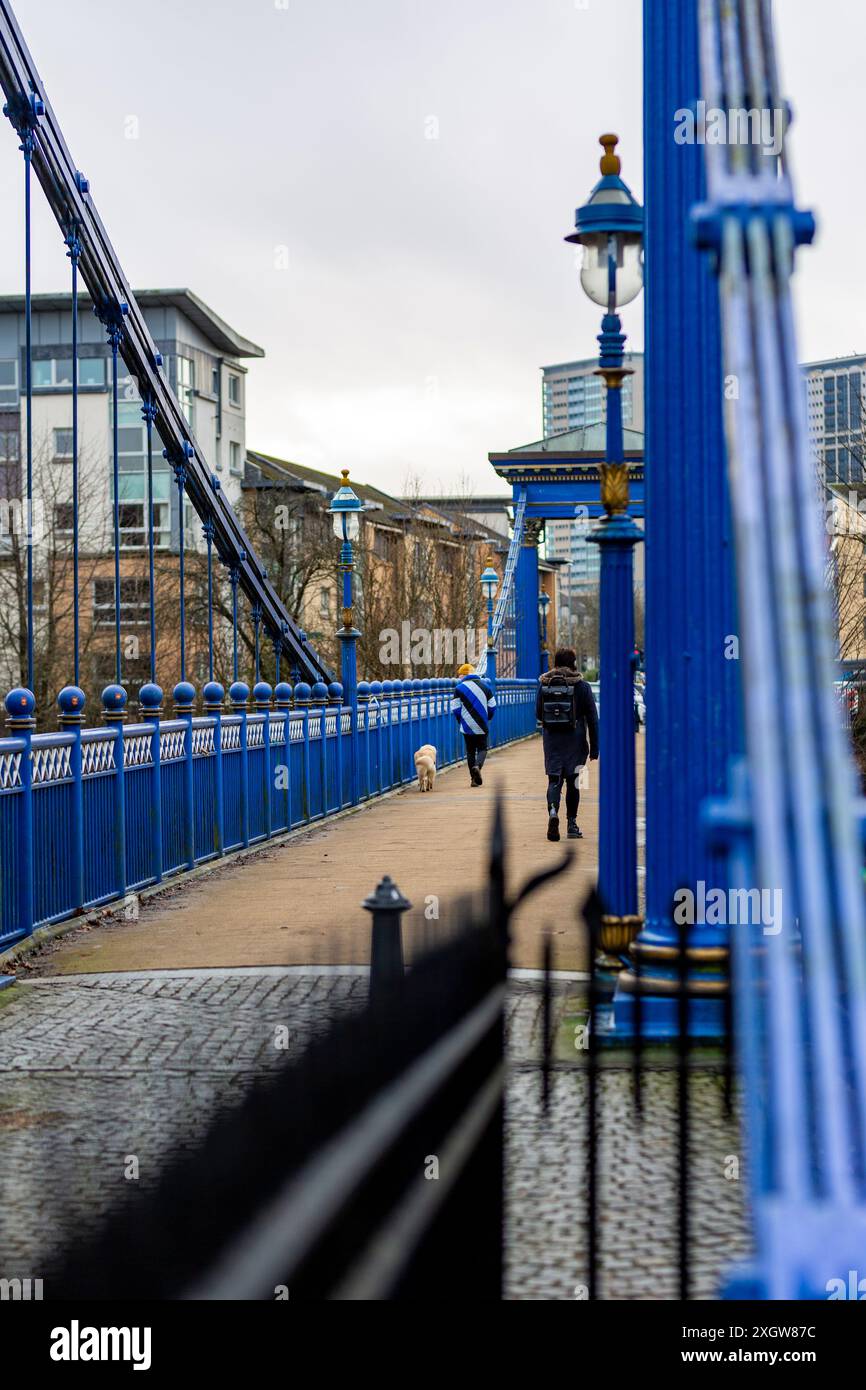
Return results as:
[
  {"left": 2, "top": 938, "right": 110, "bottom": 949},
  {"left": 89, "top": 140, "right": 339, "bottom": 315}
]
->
[
  {"left": 229, "top": 441, "right": 242, "bottom": 475},
  {"left": 211, "top": 364, "right": 220, "bottom": 395},
  {"left": 78, "top": 358, "right": 107, "bottom": 388},
  {"left": 53, "top": 503, "right": 74, "bottom": 536},
  {"left": 53, "top": 428, "right": 74, "bottom": 460},
  {"left": 228, "top": 373, "right": 241, "bottom": 407},
  {"left": 93, "top": 577, "right": 150, "bottom": 627},
  {"left": 115, "top": 497, "right": 170, "bottom": 549},
  {"left": 320, "top": 586, "right": 330, "bottom": 615},
  {"left": 0, "top": 359, "right": 18, "bottom": 405},
  {"left": 30, "top": 356, "right": 108, "bottom": 390},
  {"left": 373, "top": 527, "right": 398, "bottom": 563},
  {"left": 33, "top": 358, "right": 72, "bottom": 388},
  {"left": 111, "top": 399, "right": 171, "bottom": 548},
  {"left": 174, "top": 355, "right": 195, "bottom": 426},
  {"left": 0, "top": 426, "right": 19, "bottom": 502}
]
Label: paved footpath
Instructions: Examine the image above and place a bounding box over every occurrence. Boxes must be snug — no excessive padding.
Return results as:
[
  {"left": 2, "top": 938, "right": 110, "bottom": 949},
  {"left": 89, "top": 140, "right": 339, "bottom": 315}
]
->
[
  {"left": 23, "top": 733, "right": 644, "bottom": 979},
  {"left": 0, "top": 968, "right": 747, "bottom": 1299}
]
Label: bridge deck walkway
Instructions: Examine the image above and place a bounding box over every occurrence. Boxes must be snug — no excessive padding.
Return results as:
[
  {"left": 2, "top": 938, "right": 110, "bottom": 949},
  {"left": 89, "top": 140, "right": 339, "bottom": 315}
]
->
[{"left": 29, "top": 733, "right": 645, "bottom": 977}]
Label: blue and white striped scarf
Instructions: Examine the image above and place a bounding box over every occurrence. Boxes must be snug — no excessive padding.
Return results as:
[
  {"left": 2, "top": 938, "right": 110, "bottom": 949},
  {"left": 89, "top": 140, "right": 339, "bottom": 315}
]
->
[{"left": 451, "top": 675, "right": 496, "bottom": 737}]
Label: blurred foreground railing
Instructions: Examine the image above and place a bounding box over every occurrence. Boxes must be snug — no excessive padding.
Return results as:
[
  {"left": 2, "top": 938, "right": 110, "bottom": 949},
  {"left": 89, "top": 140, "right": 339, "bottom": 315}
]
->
[{"left": 44, "top": 801, "right": 566, "bottom": 1300}]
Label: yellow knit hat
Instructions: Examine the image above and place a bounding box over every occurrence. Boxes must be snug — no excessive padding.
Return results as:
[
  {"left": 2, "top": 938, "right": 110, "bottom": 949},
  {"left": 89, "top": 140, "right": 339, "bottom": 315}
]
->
[{"left": 457, "top": 663, "right": 474, "bottom": 677}]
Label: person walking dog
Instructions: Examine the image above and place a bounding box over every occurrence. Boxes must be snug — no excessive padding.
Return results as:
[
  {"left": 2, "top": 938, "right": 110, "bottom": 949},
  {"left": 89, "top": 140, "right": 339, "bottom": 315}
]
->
[
  {"left": 451, "top": 662, "right": 496, "bottom": 786},
  {"left": 536, "top": 647, "right": 598, "bottom": 840}
]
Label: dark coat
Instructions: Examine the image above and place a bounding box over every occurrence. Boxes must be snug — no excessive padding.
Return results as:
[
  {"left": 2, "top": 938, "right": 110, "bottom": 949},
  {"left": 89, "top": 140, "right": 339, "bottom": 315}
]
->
[{"left": 535, "top": 667, "right": 599, "bottom": 777}]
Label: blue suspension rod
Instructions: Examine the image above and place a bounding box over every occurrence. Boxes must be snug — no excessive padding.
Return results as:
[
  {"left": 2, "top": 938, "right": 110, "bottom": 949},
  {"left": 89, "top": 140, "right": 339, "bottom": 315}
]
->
[
  {"left": 171, "top": 445, "right": 192, "bottom": 684},
  {"left": 252, "top": 602, "right": 261, "bottom": 684},
  {"left": 107, "top": 321, "right": 123, "bottom": 685},
  {"left": 142, "top": 395, "right": 157, "bottom": 684},
  {"left": 3, "top": 87, "right": 44, "bottom": 693},
  {"left": 230, "top": 561, "right": 240, "bottom": 684},
  {"left": 21, "top": 113, "right": 34, "bottom": 690},
  {"left": 65, "top": 219, "right": 81, "bottom": 688},
  {"left": 203, "top": 516, "right": 214, "bottom": 683}
]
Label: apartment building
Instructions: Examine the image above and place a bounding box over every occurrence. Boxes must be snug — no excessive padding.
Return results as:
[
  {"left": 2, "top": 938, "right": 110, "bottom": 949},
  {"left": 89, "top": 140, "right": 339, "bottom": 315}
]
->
[{"left": 0, "top": 289, "right": 263, "bottom": 694}]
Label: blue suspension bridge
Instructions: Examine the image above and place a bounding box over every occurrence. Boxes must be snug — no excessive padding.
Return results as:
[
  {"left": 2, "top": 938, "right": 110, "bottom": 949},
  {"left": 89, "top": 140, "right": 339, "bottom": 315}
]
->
[{"left": 0, "top": 0, "right": 865, "bottom": 1303}]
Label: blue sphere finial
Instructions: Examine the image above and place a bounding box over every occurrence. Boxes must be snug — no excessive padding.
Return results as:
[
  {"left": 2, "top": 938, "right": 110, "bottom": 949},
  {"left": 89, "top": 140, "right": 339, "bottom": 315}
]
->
[
  {"left": 311, "top": 681, "right": 329, "bottom": 706},
  {"left": 5, "top": 687, "right": 36, "bottom": 725},
  {"left": 138, "top": 682, "right": 163, "bottom": 715},
  {"left": 252, "top": 680, "right": 273, "bottom": 707},
  {"left": 202, "top": 680, "right": 224, "bottom": 709},
  {"left": 57, "top": 685, "right": 85, "bottom": 721},
  {"left": 328, "top": 681, "right": 343, "bottom": 704},
  {"left": 101, "top": 684, "right": 128, "bottom": 718},
  {"left": 293, "top": 681, "right": 312, "bottom": 705},
  {"left": 274, "top": 681, "right": 293, "bottom": 707},
  {"left": 173, "top": 680, "right": 196, "bottom": 710},
  {"left": 229, "top": 680, "right": 250, "bottom": 707}
]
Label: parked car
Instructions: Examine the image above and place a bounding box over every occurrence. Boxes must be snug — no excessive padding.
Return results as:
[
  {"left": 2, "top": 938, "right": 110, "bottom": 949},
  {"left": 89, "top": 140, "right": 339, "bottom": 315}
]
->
[
  {"left": 634, "top": 684, "right": 646, "bottom": 726},
  {"left": 584, "top": 681, "right": 645, "bottom": 729}
]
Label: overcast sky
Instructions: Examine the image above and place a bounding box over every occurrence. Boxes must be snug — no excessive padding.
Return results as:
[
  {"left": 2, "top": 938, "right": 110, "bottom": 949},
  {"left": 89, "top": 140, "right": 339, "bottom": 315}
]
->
[{"left": 0, "top": 0, "right": 861, "bottom": 495}]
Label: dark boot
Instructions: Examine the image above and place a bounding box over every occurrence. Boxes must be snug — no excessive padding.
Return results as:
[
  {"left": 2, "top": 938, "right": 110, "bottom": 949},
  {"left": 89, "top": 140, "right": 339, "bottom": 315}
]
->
[
  {"left": 567, "top": 819, "right": 583, "bottom": 839},
  {"left": 547, "top": 811, "right": 560, "bottom": 841},
  {"left": 470, "top": 766, "right": 483, "bottom": 786}
]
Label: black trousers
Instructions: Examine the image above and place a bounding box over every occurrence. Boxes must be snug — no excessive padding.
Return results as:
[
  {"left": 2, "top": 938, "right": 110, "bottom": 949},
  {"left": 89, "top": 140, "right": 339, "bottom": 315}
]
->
[
  {"left": 463, "top": 733, "right": 488, "bottom": 769},
  {"left": 547, "top": 772, "right": 579, "bottom": 819}
]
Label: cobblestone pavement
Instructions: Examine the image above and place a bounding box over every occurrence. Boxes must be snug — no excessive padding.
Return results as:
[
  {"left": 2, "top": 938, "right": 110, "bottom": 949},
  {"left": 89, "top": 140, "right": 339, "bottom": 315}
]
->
[{"left": 0, "top": 970, "right": 747, "bottom": 1298}]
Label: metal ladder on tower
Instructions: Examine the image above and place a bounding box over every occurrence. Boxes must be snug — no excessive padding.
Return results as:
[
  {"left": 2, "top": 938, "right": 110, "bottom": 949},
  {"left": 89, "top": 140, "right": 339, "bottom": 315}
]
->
[{"left": 475, "top": 488, "right": 526, "bottom": 678}]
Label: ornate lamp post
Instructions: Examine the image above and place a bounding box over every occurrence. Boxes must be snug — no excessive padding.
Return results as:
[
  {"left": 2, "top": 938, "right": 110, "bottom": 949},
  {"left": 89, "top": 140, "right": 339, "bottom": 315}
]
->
[
  {"left": 538, "top": 591, "right": 551, "bottom": 672},
  {"left": 567, "top": 134, "right": 644, "bottom": 970},
  {"left": 480, "top": 561, "right": 499, "bottom": 683},
  {"left": 328, "top": 469, "right": 363, "bottom": 704}
]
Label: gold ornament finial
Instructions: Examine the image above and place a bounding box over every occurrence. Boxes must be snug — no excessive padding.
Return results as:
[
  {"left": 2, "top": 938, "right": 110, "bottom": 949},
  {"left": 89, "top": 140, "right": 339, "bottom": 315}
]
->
[
  {"left": 341, "top": 468, "right": 350, "bottom": 482},
  {"left": 599, "top": 461, "right": 630, "bottom": 516},
  {"left": 599, "top": 133, "right": 620, "bottom": 176}
]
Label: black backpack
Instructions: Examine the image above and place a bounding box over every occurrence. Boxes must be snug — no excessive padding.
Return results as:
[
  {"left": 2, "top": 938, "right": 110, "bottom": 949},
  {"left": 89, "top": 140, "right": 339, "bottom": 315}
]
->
[{"left": 540, "top": 677, "right": 577, "bottom": 730}]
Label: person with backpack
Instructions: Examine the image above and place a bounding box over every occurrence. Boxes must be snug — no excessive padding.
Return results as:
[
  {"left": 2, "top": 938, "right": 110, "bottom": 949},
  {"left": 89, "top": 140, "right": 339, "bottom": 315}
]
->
[
  {"left": 451, "top": 662, "right": 496, "bottom": 786},
  {"left": 536, "top": 647, "right": 598, "bottom": 841}
]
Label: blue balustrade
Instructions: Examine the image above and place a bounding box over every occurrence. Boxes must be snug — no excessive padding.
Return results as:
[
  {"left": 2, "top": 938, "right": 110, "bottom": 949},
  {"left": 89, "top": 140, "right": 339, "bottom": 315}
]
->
[{"left": 0, "top": 678, "right": 538, "bottom": 947}]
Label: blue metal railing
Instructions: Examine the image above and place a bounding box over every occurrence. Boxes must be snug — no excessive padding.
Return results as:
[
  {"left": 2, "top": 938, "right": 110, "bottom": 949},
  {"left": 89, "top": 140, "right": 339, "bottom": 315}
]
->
[{"left": 0, "top": 679, "right": 538, "bottom": 949}]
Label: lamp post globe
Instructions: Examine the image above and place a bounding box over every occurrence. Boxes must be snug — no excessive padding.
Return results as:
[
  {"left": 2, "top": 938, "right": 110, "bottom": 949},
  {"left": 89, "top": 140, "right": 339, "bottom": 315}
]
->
[
  {"left": 480, "top": 561, "right": 499, "bottom": 684},
  {"left": 566, "top": 133, "right": 643, "bottom": 313},
  {"left": 327, "top": 469, "right": 364, "bottom": 705}
]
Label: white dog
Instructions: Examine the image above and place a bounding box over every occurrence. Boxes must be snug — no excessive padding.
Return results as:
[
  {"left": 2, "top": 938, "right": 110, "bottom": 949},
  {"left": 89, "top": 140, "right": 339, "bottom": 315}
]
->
[{"left": 413, "top": 744, "right": 437, "bottom": 793}]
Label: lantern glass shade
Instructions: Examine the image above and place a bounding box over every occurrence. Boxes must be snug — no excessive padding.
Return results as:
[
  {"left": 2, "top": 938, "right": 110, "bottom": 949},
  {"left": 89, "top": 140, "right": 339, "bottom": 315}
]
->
[
  {"left": 579, "top": 231, "right": 643, "bottom": 308},
  {"left": 332, "top": 509, "right": 361, "bottom": 542},
  {"left": 480, "top": 566, "right": 498, "bottom": 600}
]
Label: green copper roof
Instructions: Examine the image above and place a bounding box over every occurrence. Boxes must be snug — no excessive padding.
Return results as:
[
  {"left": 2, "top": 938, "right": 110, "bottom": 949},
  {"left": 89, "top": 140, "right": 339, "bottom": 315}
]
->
[{"left": 507, "top": 423, "right": 644, "bottom": 454}]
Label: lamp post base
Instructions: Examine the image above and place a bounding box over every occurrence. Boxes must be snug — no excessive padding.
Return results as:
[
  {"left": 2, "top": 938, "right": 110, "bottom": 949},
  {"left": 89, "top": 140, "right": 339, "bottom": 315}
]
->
[{"left": 593, "top": 946, "right": 729, "bottom": 1042}]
